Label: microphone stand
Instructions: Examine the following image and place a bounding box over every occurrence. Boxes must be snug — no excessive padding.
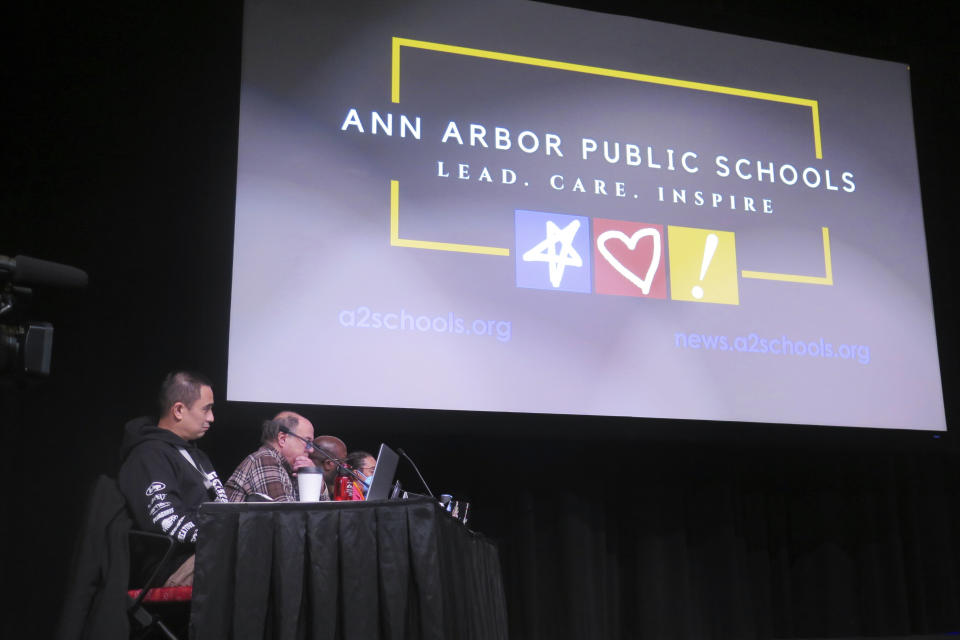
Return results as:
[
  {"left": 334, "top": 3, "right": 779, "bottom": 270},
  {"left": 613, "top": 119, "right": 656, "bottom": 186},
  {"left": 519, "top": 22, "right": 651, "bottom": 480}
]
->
[
  {"left": 309, "top": 442, "right": 367, "bottom": 484},
  {"left": 396, "top": 448, "right": 435, "bottom": 499},
  {"left": 278, "top": 426, "right": 367, "bottom": 484}
]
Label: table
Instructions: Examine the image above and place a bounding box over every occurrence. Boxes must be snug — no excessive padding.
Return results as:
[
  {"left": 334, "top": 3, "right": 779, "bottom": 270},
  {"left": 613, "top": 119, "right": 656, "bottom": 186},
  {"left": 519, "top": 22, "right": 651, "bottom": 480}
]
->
[{"left": 190, "top": 498, "right": 508, "bottom": 640}]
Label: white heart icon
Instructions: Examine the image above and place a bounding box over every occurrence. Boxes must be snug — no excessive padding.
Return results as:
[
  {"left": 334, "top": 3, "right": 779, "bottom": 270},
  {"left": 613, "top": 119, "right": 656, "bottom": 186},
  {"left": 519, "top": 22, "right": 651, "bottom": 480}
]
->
[{"left": 596, "top": 228, "right": 661, "bottom": 294}]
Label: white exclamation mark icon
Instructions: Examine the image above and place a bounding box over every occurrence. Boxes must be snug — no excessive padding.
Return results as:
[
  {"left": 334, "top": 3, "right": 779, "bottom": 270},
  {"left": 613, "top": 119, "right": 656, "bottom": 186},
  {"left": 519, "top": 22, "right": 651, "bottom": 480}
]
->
[{"left": 691, "top": 233, "right": 719, "bottom": 299}]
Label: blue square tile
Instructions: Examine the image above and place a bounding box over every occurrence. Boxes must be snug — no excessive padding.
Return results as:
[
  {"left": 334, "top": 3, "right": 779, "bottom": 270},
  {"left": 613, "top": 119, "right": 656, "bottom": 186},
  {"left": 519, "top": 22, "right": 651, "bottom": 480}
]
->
[{"left": 515, "top": 210, "right": 592, "bottom": 293}]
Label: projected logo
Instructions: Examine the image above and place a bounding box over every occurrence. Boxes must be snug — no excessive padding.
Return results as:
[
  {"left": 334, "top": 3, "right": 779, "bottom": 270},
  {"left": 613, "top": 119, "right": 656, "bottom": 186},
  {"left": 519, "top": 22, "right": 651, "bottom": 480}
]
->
[
  {"left": 667, "top": 226, "right": 739, "bottom": 305},
  {"left": 593, "top": 219, "right": 666, "bottom": 298},
  {"left": 385, "top": 40, "right": 837, "bottom": 301},
  {"left": 515, "top": 210, "right": 591, "bottom": 292}
]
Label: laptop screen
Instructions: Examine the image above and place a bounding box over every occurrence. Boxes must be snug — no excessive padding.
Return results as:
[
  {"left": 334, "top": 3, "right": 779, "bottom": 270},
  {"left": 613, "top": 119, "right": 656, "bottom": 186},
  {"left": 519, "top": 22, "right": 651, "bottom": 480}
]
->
[{"left": 364, "top": 443, "right": 399, "bottom": 501}]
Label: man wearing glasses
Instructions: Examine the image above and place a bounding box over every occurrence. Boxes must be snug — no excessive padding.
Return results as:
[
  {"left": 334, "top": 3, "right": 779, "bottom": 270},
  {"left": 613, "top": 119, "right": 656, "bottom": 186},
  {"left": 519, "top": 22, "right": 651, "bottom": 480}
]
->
[{"left": 225, "top": 411, "right": 316, "bottom": 502}]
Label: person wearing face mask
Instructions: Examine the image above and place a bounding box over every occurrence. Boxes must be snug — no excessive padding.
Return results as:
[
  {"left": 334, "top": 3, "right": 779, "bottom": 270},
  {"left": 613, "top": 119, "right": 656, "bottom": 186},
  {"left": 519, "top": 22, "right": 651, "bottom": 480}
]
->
[
  {"left": 344, "top": 450, "right": 377, "bottom": 498},
  {"left": 224, "top": 412, "right": 316, "bottom": 502}
]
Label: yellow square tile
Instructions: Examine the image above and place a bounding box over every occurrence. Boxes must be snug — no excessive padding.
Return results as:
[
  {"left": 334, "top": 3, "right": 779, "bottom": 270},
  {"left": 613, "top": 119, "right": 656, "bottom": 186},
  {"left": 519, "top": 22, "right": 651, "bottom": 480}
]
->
[{"left": 668, "top": 226, "right": 739, "bottom": 305}]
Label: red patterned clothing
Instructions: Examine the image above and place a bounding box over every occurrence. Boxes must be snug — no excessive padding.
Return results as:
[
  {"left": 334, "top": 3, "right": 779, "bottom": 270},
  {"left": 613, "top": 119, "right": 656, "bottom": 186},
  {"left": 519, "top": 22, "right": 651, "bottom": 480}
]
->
[{"left": 225, "top": 445, "right": 299, "bottom": 502}]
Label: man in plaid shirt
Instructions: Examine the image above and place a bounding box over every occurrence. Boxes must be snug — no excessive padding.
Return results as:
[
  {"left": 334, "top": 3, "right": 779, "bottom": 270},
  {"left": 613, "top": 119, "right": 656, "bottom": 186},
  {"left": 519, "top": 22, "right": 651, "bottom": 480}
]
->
[{"left": 225, "top": 411, "right": 317, "bottom": 502}]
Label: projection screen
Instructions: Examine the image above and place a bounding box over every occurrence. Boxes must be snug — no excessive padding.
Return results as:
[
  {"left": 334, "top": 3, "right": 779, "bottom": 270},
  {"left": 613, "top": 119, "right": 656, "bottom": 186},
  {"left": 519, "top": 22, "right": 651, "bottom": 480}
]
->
[{"left": 227, "top": 0, "right": 945, "bottom": 430}]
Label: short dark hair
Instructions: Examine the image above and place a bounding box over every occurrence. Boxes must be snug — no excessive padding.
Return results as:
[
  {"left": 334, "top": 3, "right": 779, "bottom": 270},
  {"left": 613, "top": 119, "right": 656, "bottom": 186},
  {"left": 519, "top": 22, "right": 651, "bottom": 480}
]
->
[
  {"left": 260, "top": 414, "right": 300, "bottom": 445},
  {"left": 345, "top": 451, "right": 374, "bottom": 469},
  {"left": 157, "top": 371, "right": 212, "bottom": 416}
]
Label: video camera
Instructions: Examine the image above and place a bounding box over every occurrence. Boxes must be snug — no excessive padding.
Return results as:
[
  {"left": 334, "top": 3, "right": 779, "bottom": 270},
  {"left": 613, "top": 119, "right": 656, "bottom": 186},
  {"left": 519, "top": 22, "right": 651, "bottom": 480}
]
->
[{"left": 0, "top": 254, "right": 87, "bottom": 376}]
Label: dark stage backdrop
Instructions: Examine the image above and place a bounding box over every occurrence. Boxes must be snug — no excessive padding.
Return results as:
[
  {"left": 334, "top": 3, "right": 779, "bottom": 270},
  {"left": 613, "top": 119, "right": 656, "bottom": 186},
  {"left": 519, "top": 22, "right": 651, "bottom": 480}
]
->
[{"left": 4, "top": 2, "right": 958, "bottom": 639}]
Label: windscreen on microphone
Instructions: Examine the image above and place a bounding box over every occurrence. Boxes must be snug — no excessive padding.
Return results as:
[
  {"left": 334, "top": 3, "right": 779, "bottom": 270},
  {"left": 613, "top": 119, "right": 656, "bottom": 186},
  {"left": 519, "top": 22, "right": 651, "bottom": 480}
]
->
[{"left": 4, "top": 255, "right": 88, "bottom": 288}]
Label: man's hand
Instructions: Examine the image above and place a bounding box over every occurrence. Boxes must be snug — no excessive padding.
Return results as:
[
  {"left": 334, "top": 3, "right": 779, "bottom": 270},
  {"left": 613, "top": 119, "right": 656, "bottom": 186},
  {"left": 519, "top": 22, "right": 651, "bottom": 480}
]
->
[{"left": 291, "top": 455, "right": 314, "bottom": 475}]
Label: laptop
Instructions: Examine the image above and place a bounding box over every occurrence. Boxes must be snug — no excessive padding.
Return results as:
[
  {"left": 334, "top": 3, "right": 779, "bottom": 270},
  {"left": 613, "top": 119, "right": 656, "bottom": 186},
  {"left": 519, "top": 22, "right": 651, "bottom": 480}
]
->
[{"left": 364, "top": 443, "right": 400, "bottom": 501}]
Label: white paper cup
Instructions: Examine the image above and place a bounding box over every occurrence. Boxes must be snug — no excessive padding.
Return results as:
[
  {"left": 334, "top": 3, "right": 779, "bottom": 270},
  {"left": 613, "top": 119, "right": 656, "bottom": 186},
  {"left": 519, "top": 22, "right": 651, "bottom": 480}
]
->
[{"left": 297, "top": 467, "right": 324, "bottom": 502}]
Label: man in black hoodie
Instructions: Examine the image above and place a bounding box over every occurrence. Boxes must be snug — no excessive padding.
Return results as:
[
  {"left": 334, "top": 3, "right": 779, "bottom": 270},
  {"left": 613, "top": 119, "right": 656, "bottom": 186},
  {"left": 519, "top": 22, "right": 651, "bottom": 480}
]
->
[{"left": 119, "top": 371, "right": 228, "bottom": 586}]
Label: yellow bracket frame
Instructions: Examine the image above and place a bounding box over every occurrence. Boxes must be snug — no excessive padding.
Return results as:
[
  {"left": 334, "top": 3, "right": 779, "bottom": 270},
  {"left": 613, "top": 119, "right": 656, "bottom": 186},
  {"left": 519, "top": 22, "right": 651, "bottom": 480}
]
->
[
  {"left": 389, "top": 180, "right": 510, "bottom": 256},
  {"left": 392, "top": 37, "right": 822, "bottom": 158},
  {"left": 741, "top": 227, "right": 833, "bottom": 285},
  {"left": 388, "top": 37, "right": 824, "bottom": 257}
]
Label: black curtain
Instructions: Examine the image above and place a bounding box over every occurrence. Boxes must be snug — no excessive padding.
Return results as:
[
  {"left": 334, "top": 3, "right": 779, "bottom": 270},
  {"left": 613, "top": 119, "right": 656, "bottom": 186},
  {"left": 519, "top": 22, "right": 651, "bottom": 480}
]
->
[
  {"left": 488, "top": 446, "right": 960, "bottom": 640},
  {"left": 6, "top": 2, "right": 959, "bottom": 639}
]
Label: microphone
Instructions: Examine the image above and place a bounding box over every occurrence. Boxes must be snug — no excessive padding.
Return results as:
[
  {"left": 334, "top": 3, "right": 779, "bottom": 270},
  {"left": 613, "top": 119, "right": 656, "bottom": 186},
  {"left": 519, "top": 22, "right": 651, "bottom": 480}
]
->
[
  {"left": 396, "top": 448, "right": 435, "bottom": 499},
  {"left": 286, "top": 427, "right": 366, "bottom": 483},
  {"left": 0, "top": 255, "right": 88, "bottom": 288}
]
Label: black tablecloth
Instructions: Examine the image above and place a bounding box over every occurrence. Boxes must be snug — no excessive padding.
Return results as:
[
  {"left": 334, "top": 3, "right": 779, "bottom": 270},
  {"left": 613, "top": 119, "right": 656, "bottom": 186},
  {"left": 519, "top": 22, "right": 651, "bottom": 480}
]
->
[{"left": 190, "top": 498, "right": 508, "bottom": 640}]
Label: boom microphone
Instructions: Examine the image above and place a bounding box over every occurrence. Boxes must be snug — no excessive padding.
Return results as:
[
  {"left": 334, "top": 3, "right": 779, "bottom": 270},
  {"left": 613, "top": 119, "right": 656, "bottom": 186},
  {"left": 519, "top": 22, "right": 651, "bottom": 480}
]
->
[
  {"left": 284, "top": 427, "right": 366, "bottom": 483},
  {"left": 0, "top": 255, "right": 88, "bottom": 288}
]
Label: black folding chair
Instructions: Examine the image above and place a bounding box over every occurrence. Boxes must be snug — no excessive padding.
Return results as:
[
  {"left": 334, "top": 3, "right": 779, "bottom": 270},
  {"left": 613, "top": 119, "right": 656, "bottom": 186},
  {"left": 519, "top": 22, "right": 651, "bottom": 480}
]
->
[
  {"left": 56, "top": 475, "right": 192, "bottom": 640},
  {"left": 127, "top": 529, "right": 193, "bottom": 640}
]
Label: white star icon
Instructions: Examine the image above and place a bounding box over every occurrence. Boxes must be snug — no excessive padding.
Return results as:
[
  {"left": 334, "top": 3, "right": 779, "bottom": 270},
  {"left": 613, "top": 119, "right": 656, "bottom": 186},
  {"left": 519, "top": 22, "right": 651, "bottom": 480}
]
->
[{"left": 522, "top": 219, "right": 583, "bottom": 287}]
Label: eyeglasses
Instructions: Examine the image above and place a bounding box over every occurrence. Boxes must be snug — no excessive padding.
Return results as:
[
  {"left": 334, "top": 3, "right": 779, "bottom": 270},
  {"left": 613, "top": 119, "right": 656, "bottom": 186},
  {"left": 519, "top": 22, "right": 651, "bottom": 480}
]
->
[{"left": 281, "top": 429, "right": 315, "bottom": 451}]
